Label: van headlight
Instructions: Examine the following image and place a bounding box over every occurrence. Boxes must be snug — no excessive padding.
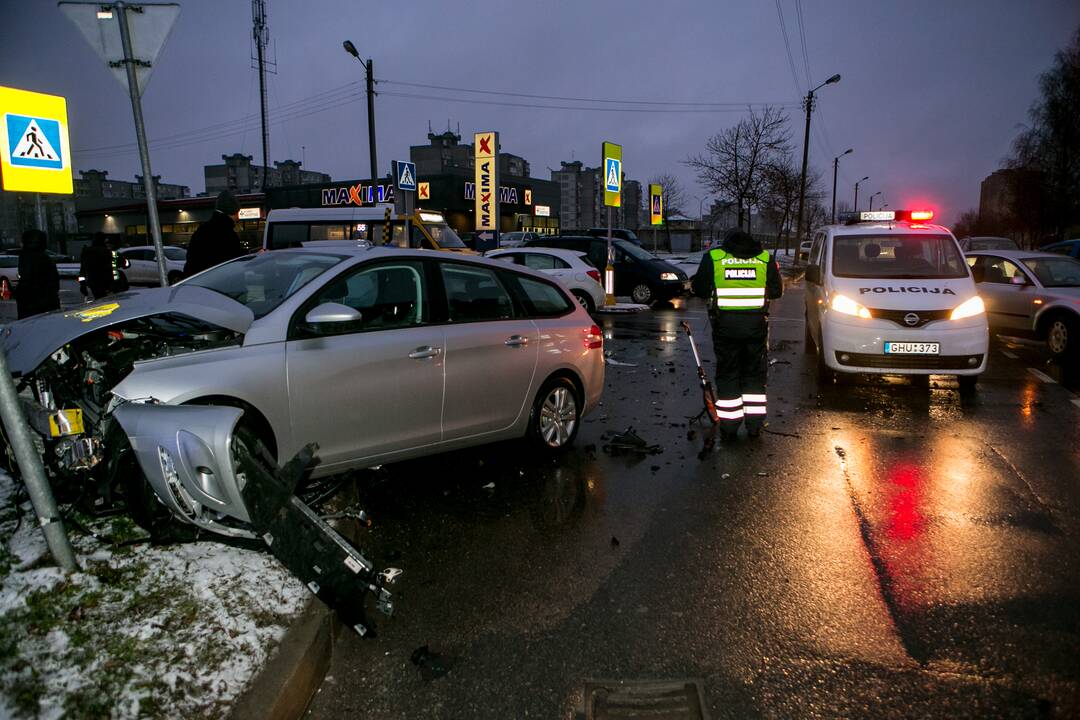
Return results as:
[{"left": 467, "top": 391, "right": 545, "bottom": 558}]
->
[
  {"left": 830, "top": 294, "right": 872, "bottom": 319},
  {"left": 950, "top": 295, "right": 985, "bottom": 320}
]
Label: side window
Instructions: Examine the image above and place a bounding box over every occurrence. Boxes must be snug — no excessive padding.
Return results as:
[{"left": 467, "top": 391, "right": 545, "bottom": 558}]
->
[
  {"left": 809, "top": 232, "right": 826, "bottom": 266},
  {"left": 490, "top": 253, "right": 520, "bottom": 265},
  {"left": 307, "top": 260, "right": 427, "bottom": 334},
  {"left": 440, "top": 263, "right": 514, "bottom": 322},
  {"left": 504, "top": 272, "right": 573, "bottom": 317},
  {"left": 409, "top": 223, "right": 428, "bottom": 249},
  {"left": 551, "top": 256, "right": 571, "bottom": 269},
  {"left": 309, "top": 224, "right": 348, "bottom": 242},
  {"left": 269, "top": 223, "right": 307, "bottom": 249},
  {"left": 983, "top": 257, "right": 1028, "bottom": 284},
  {"left": 523, "top": 253, "right": 557, "bottom": 270},
  {"left": 587, "top": 240, "right": 609, "bottom": 268}
]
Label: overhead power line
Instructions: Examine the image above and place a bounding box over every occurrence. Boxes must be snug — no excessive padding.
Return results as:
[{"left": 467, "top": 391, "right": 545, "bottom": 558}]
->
[
  {"left": 380, "top": 90, "right": 800, "bottom": 114},
  {"left": 775, "top": 0, "right": 803, "bottom": 93}
]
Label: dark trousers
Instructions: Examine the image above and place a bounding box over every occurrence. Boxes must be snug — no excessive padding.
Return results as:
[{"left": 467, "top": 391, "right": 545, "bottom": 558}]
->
[{"left": 710, "top": 314, "right": 769, "bottom": 433}]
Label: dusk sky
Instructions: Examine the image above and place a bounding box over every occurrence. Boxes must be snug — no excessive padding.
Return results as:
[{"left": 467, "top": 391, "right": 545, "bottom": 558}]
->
[{"left": 3, "top": 0, "right": 1079, "bottom": 226}]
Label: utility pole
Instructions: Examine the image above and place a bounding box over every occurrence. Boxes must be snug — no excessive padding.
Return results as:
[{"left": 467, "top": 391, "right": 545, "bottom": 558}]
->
[
  {"left": 252, "top": 0, "right": 272, "bottom": 191},
  {"left": 831, "top": 148, "right": 852, "bottom": 223},
  {"left": 794, "top": 74, "right": 841, "bottom": 256},
  {"left": 344, "top": 41, "right": 378, "bottom": 181}
]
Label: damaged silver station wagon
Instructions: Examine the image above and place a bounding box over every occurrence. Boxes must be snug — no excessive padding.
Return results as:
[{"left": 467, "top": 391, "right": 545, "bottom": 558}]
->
[{"left": 1, "top": 247, "right": 604, "bottom": 633}]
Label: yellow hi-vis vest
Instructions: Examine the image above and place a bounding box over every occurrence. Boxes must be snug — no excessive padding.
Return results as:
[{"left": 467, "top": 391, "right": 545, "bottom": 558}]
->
[{"left": 711, "top": 248, "right": 770, "bottom": 310}]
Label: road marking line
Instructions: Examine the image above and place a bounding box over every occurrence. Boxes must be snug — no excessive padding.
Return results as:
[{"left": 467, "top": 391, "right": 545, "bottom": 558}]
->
[
  {"left": 1027, "top": 368, "right": 1057, "bottom": 384},
  {"left": 1000, "top": 350, "right": 1018, "bottom": 359}
]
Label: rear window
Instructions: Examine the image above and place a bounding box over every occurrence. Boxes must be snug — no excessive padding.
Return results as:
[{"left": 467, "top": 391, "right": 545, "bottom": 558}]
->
[
  {"left": 832, "top": 234, "right": 968, "bottom": 279},
  {"left": 502, "top": 272, "right": 574, "bottom": 317}
]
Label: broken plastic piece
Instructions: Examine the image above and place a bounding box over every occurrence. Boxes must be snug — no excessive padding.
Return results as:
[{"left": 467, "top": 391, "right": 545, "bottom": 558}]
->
[{"left": 602, "top": 426, "right": 662, "bottom": 455}]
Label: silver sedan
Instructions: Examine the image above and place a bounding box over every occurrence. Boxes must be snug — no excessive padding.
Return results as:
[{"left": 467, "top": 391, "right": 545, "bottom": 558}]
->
[
  {"left": 3, "top": 247, "right": 604, "bottom": 539},
  {"left": 966, "top": 249, "right": 1080, "bottom": 357}
]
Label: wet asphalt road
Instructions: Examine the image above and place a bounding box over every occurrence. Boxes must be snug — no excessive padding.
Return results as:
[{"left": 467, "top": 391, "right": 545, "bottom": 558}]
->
[{"left": 306, "top": 280, "right": 1079, "bottom": 719}]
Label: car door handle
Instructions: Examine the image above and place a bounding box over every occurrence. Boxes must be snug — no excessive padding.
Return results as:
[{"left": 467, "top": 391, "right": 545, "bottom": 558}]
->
[
  {"left": 408, "top": 346, "right": 442, "bottom": 359},
  {"left": 505, "top": 335, "right": 529, "bottom": 347}
]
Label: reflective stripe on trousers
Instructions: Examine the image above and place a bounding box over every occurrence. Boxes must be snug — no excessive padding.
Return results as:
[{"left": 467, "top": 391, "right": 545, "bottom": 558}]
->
[{"left": 742, "top": 393, "right": 767, "bottom": 416}]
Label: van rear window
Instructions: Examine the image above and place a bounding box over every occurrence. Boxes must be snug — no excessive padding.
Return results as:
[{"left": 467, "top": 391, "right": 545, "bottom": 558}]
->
[{"left": 832, "top": 235, "right": 968, "bottom": 279}]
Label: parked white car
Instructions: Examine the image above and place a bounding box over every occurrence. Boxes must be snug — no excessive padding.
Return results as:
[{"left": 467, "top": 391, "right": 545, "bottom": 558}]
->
[
  {"left": 118, "top": 245, "right": 187, "bottom": 285},
  {"left": 486, "top": 246, "right": 605, "bottom": 312}
]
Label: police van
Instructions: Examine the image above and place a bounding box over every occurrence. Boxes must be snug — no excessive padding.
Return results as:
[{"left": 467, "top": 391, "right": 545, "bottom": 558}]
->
[
  {"left": 262, "top": 206, "right": 474, "bottom": 253},
  {"left": 803, "top": 209, "right": 988, "bottom": 392}
]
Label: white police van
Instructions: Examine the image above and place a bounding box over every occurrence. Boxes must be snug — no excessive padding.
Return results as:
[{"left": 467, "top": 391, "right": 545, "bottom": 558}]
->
[{"left": 803, "top": 209, "right": 988, "bottom": 392}]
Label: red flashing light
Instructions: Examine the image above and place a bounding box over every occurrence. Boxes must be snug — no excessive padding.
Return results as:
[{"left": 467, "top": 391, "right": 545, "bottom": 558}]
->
[
  {"left": 909, "top": 210, "right": 934, "bottom": 221},
  {"left": 585, "top": 324, "right": 603, "bottom": 350}
]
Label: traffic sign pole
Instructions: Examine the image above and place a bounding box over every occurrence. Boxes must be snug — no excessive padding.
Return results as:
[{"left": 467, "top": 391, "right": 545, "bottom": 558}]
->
[
  {"left": 605, "top": 207, "right": 615, "bottom": 306},
  {"left": 116, "top": 2, "right": 168, "bottom": 288}
]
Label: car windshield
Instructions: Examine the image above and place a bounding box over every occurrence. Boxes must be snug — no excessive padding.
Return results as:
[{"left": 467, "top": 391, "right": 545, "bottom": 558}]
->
[
  {"left": 968, "top": 237, "right": 1017, "bottom": 251},
  {"left": 185, "top": 252, "right": 344, "bottom": 318},
  {"left": 832, "top": 234, "right": 968, "bottom": 279},
  {"left": 425, "top": 222, "right": 467, "bottom": 249},
  {"left": 616, "top": 240, "right": 659, "bottom": 261},
  {"left": 1020, "top": 256, "right": 1080, "bottom": 287},
  {"left": 163, "top": 247, "right": 187, "bottom": 261}
]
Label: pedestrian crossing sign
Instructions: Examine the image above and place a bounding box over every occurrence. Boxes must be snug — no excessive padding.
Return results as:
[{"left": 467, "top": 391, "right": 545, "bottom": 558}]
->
[
  {"left": 0, "top": 86, "right": 73, "bottom": 194},
  {"left": 602, "top": 141, "right": 622, "bottom": 208},
  {"left": 395, "top": 160, "right": 417, "bottom": 191}
]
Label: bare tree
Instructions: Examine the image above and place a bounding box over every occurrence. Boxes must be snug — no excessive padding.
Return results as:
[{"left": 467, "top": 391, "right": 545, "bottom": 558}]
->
[
  {"left": 1007, "top": 27, "right": 1080, "bottom": 241},
  {"left": 685, "top": 106, "right": 792, "bottom": 230},
  {"left": 760, "top": 159, "right": 822, "bottom": 250}
]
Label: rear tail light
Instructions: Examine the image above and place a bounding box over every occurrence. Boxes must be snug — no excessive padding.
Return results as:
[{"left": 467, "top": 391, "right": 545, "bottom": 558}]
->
[
  {"left": 586, "top": 269, "right": 601, "bottom": 284},
  {"left": 584, "top": 324, "right": 603, "bottom": 350}
]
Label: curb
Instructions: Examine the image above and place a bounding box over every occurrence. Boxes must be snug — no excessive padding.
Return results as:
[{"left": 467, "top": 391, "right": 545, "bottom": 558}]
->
[{"left": 230, "top": 597, "right": 340, "bottom": 720}]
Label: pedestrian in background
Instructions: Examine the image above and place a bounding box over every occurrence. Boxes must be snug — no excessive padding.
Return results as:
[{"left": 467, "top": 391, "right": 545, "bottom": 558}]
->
[
  {"left": 691, "top": 229, "right": 783, "bottom": 439},
  {"left": 14, "top": 228, "right": 60, "bottom": 319},
  {"left": 184, "top": 190, "right": 244, "bottom": 277},
  {"left": 79, "top": 232, "right": 114, "bottom": 301}
]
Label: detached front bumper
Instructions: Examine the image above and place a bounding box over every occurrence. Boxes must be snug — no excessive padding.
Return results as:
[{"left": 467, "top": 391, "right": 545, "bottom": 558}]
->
[
  {"left": 112, "top": 403, "right": 252, "bottom": 536},
  {"left": 822, "top": 312, "right": 989, "bottom": 375}
]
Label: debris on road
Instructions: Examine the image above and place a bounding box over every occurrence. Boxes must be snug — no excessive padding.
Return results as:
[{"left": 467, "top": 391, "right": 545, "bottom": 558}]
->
[
  {"left": 602, "top": 427, "right": 663, "bottom": 456},
  {"left": 410, "top": 645, "right": 455, "bottom": 681},
  {"left": 605, "top": 357, "right": 639, "bottom": 367}
]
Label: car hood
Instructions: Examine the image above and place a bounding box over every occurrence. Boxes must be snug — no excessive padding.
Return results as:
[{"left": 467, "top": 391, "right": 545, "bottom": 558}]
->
[
  {"left": 831, "top": 276, "right": 974, "bottom": 310},
  {"left": 1, "top": 285, "right": 254, "bottom": 375}
]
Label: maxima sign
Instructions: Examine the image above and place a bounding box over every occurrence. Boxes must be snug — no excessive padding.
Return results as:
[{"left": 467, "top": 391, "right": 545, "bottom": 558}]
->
[
  {"left": 321, "top": 182, "right": 395, "bottom": 206},
  {"left": 474, "top": 130, "right": 499, "bottom": 231}
]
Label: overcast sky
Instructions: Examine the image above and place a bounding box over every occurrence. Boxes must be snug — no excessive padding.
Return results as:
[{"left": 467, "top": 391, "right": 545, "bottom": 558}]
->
[{"left": 3, "top": 0, "right": 1078, "bottom": 225}]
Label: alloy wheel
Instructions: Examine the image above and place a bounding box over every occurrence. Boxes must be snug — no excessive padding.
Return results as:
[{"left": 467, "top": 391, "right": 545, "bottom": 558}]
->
[
  {"left": 631, "top": 284, "right": 653, "bottom": 304},
  {"left": 1047, "top": 320, "right": 1068, "bottom": 355},
  {"left": 539, "top": 386, "right": 578, "bottom": 448}
]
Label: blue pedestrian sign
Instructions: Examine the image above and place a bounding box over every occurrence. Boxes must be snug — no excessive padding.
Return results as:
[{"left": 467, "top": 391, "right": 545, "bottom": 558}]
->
[
  {"left": 7, "top": 115, "right": 64, "bottom": 170},
  {"left": 396, "top": 161, "right": 417, "bottom": 191},
  {"left": 605, "top": 157, "right": 621, "bottom": 194}
]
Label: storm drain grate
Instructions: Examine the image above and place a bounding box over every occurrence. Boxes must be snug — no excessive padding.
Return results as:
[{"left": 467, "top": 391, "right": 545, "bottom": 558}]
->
[{"left": 577, "top": 679, "right": 710, "bottom": 720}]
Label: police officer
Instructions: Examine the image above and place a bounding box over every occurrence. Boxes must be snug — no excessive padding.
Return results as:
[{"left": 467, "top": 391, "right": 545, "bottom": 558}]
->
[{"left": 692, "top": 229, "right": 783, "bottom": 439}]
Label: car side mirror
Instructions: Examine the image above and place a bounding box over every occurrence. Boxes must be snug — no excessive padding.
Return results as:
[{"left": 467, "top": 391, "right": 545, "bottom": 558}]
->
[
  {"left": 805, "top": 265, "right": 821, "bottom": 284},
  {"left": 971, "top": 266, "right": 985, "bottom": 283},
  {"left": 304, "top": 302, "right": 362, "bottom": 327},
  {"left": 1010, "top": 274, "right": 1028, "bottom": 286}
]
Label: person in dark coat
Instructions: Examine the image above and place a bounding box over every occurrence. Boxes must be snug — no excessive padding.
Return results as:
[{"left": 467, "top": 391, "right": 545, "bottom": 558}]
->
[
  {"left": 79, "top": 232, "right": 114, "bottom": 300},
  {"left": 14, "top": 229, "right": 60, "bottom": 319},
  {"left": 692, "top": 229, "right": 783, "bottom": 439},
  {"left": 184, "top": 190, "right": 244, "bottom": 277}
]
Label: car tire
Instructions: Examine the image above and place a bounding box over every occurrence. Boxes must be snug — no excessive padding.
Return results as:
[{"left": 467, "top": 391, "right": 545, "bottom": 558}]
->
[
  {"left": 803, "top": 311, "right": 815, "bottom": 354},
  {"left": 815, "top": 337, "right": 835, "bottom": 385},
  {"left": 528, "top": 376, "right": 581, "bottom": 452},
  {"left": 167, "top": 270, "right": 183, "bottom": 286},
  {"left": 958, "top": 375, "right": 978, "bottom": 396},
  {"left": 109, "top": 423, "right": 198, "bottom": 543},
  {"left": 1045, "top": 314, "right": 1076, "bottom": 357},
  {"left": 572, "top": 290, "right": 595, "bottom": 314},
  {"left": 631, "top": 283, "right": 654, "bottom": 305}
]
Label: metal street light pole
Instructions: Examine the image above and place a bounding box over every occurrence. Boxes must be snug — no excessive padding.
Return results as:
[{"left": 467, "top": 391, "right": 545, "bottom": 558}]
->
[
  {"left": 853, "top": 176, "right": 869, "bottom": 212},
  {"left": 869, "top": 191, "right": 882, "bottom": 211},
  {"left": 831, "top": 147, "right": 853, "bottom": 223},
  {"left": 344, "top": 41, "right": 378, "bottom": 181},
  {"left": 794, "top": 73, "right": 841, "bottom": 255}
]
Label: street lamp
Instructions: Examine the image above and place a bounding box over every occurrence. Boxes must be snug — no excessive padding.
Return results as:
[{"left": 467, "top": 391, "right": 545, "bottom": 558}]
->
[
  {"left": 868, "top": 191, "right": 882, "bottom": 211},
  {"left": 831, "top": 148, "right": 853, "bottom": 223},
  {"left": 343, "top": 40, "right": 378, "bottom": 181},
  {"left": 693, "top": 194, "right": 708, "bottom": 249},
  {"left": 794, "top": 73, "right": 841, "bottom": 254},
  {"left": 853, "top": 176, "right": 869, "bottom": 212}
]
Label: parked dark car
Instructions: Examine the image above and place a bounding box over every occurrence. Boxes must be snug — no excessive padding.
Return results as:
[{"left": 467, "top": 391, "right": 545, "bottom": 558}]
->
[
  {"left": 524, "top": 235, "right": 688, "bottom": 304},
  {"left": 585, "top": 228, "right": 642, "bottom": 245},
  {"left": 1039, "top": 238, "right": 1080, "bottom": 259},
  {"left": 957, "top": 236, "right": 1018, "bottom": 252}
]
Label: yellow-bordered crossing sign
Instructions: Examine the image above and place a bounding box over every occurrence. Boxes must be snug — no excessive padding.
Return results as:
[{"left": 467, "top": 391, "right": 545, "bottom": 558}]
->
[{"left": 0, "top": 86, "right": 73, "bottom": 194}]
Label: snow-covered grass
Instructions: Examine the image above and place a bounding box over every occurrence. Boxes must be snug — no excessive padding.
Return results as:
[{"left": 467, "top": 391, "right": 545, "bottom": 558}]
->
[{"left": 0, "top": 472, "right": 308, "bottom": 719}]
